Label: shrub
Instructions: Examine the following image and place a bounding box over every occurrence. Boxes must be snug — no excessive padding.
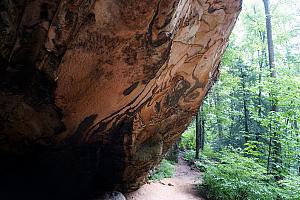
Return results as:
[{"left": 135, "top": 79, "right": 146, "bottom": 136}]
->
[
  {"left": 199, "top": 149, "right": 300, "bottom": 200},
  {"left": 183, "top": 149, "right": 196, "bottom": 163},
  {"left": 202, "top": 145, "right": 220, "bottom": 160},
  {"left": 275, "top": 175, "right": 300, "bottom": 200},
  {"left": 149, "top": 159, "right": 175, "bottom": 181},
  {"left": 194, "top": 160, "right": 207, "bottom": 172},
  {"left": 179, "top": 127, "right": 196, "bottom": 150}
]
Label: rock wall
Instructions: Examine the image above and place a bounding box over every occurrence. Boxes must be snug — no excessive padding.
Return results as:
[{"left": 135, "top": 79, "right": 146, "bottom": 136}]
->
[{"left": 0, "top": 0, "right": 242, "bottom": 198}]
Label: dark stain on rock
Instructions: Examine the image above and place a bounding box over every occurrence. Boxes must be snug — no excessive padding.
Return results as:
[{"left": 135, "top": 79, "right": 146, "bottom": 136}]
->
[
  {"left": 155, "top": 101, "right": 161, "bottom": 113},
  {"left": 123, "top": 46, "right": 137, "bottom": 65},
  {"left": 94, "top": 117, "right": 133, "bottom": 191},
  {"left": 65, "top": 9, "right": 75, "bottom": 25},
  {"left": 66, "top": 114, "right": 98, "bottom": 144},
  {"left": 208, "top": 6, "right": 223, "bottom": 14},
  {"left": 89, "top": 121, "right": 108, "bottom": 141},
  {"left": 123, "top": 81, "right": 139, "bottom": 96},
  {"left": 54, "top": 123, "right": 66, "bottom": 135},
  {"left": 185, "top": 91, "right": 200, "bottom": 101},
  {"left": 104, "top": 70, "right": 113, "bottom": 80},
  {"left": 135, "top": 33, "right": 144, "bottom": 41},
  {"left": 142, "top": 42, "right": 171, "bottom": 84},
  {"left": 86, "top": 12, "right": 96, "bottom": 24},
  {"left": 208, "top": 6, "right": 216, "bottom": 13},
  {"left": 74, "top": 33, "right": 121, "bottom": 52},
  {"left": 151, "top": 32, "right": 171, "bottom": 47},
  {"left": 91, "top": 66, "right": 104, "bottom": 80},
  {"left": 166, "top": 77, "right": 190, "bottom": 107}
]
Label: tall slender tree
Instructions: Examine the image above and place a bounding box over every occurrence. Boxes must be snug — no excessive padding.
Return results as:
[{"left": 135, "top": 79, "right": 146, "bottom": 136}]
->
[
  {"left": 263, "top": 0, "right": 282, "bottom": 179},
  {"left": 239, "top": 60, "right": 250, "bottom": 142},
  {"left": 195, "top": 106, "right": 205, "bottom": 159},
  {"left": 196, "top": 113, "right": 200, "bottom": 159}
]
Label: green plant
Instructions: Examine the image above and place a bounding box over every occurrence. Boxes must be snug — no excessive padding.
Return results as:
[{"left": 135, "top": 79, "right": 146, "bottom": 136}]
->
[
  {"left": 275, "top": 175, "right": 300, "bottom": 200},
  {"left": 202, "top": 145, "right": 220, "bottom": 160},
  {"left": 194, "top": 160, "right": 207, "bottom": 172},
  {"left": 149, "top": 159, "right": 175, "bottom": 181},
  {"left": 179, "top": 126, "right": 196, "bottom": 150},
  {"left": 243, "top": 140, "right": 265, "bottom": 158},
  {"left": 183, "top": 149, "right": 196, "bottom": 163},
  {"left": 199, "top": 149, "right": 300, "bottom": 200}
]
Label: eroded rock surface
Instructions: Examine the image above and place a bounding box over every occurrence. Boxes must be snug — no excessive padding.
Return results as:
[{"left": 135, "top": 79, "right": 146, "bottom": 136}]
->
[{"left": 0, "top": 0, "right": 242, "bottom": 198}]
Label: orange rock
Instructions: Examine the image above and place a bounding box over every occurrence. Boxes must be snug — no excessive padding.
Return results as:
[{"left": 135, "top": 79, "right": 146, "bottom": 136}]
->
[{"left": 0, "top": 0, "right": 242, "bottom": 197}]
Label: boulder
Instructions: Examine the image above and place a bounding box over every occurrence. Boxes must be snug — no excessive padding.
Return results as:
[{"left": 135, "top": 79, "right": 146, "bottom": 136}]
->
[
  {"left": 0, "top": 0, "right": 242, "bottom": 198},
  {"left": 96, "top": 191, "right": 126, "bottom": 200}
]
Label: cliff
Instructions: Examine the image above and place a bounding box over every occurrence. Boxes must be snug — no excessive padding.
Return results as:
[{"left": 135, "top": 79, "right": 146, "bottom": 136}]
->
[{"left": 0, "top": 0, "right": 242, "bottom": 199}]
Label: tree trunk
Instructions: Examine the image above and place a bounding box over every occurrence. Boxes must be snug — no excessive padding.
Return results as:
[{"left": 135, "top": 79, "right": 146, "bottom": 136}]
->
[
  {"left": 263, "top": 0, "right": 282, "bottom": 180},
  {"left": 239, "top": 61, "right": 250, "bottom": 142},
  {"left": 200, "top": 106, "right": 205, "bottom": 151},
  {"left": 263, "top": 0, "right": 276, "bottom": 80},
  {"left": 229, "top": 97, "right": 235, "bottom": 137},
  {"left": 0, "top": 0, "right": 242, "bottom": 198},
  {"left": 195, "top": 105, "right": 204, "bottom": 159},
  {"left": 213, "top": 89, "right": 223, "bottom": 138},
  {"left": 195, "top": 106, "right": 204, "bottom": 159},
  {"left": 195, "top": 113, "right": 200, "bottom": 159},
  {"left": 256, "top": 30, "right": 266, "bottom": 141}
]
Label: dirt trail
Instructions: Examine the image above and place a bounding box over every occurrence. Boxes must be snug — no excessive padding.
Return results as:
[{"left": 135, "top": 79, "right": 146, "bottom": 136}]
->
[{"left": 126, "top": 157, "right": 205, "bottom": 200}]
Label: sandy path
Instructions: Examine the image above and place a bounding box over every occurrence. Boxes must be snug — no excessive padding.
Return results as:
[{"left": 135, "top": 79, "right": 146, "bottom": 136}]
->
[{"left": 126, "top": 157, "right": 204, "bottom": 200}]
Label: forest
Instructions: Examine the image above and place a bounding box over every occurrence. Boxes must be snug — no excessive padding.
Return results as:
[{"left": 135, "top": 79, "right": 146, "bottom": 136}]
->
[{"left": 152, "top": 0, "right": 300, "bottom": 199}]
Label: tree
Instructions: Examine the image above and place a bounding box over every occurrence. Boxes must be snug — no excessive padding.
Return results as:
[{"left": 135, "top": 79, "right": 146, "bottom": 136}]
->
[
  {"left": 196, "top": 113, "right": 200, "bottom": 159},
  {"left": 195, "top": 106, "right": 205, "bottom": 159},
  {"left": 238, "top": 60, "right": 250, "bottom": 142},
  {"left": 196, "top": 0, "right": 300, "bottom": 178},
  {"left": 262, "top": 0, "right": 283, "bottom": 179}
]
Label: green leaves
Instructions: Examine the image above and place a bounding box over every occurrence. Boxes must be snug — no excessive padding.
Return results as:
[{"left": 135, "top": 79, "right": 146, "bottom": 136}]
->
[
  {"left": 199, "top": 0, "right": 300, "bottom": 179},
  {"left": 180, "top": 1, "right": 300, "bottom": 198},
  {"left": 149, "top": 159, "right": 175, "bottom": 181},
  {"left": 180, "top": 125, "right": 196, "bottom": 150},
  {"left": 243, "top": 140, "right": 265, "bottom": 158},
  {"left": 200, "top": 150, "right": 300, "bottom": 200}
]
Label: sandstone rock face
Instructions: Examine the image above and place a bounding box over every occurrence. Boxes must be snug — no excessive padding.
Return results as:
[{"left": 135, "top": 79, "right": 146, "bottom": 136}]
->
[{"left": 0, "top": 0, "right": 241, "bottom": 198}]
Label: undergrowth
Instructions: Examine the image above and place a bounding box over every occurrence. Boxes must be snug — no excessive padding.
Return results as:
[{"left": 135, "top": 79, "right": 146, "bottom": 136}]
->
[
  {"left": 194, "top": 148, "right": 300, "bottom": 200},
  {"left": 149, "top": 159, "right": 175, "bottom": 181}
]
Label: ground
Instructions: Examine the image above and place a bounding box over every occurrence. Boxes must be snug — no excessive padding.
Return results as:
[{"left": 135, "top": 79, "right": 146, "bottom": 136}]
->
[{"left": 126, "top": 156, "right": 205, "bottom": 200}]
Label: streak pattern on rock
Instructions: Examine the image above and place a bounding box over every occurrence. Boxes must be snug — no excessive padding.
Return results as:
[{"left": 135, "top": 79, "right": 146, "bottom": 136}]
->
[{"left": 0, "top": 0, "right": 242, "bottom": 193}]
